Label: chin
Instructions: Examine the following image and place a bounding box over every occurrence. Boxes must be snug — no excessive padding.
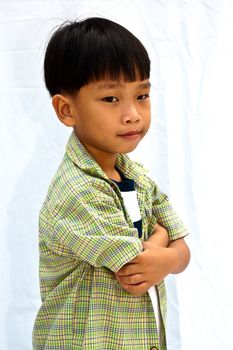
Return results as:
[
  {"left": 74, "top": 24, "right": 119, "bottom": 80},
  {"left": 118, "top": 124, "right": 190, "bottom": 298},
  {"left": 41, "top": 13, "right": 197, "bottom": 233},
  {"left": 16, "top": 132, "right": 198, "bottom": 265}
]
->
[{"left": 118, "top": 144, "right": 139, "bottom": 154}]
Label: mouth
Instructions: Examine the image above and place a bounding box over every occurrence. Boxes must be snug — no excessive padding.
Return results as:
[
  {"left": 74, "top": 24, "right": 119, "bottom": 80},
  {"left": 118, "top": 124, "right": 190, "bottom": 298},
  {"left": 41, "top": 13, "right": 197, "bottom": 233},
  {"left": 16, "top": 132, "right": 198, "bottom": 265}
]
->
[{"left": 118, "top": 130, "right": 142, "bottom": 140}]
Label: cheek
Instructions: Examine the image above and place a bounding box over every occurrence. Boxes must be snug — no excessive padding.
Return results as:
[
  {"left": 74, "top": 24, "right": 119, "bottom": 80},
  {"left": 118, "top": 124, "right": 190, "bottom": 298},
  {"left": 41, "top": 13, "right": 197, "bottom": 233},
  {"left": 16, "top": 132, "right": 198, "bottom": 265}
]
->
[
  {"left": 148, "top": 114, "right": 151, "bottom": 125},
  {"left": 144, "top": 111, "right": 151, "bottom": 126}
]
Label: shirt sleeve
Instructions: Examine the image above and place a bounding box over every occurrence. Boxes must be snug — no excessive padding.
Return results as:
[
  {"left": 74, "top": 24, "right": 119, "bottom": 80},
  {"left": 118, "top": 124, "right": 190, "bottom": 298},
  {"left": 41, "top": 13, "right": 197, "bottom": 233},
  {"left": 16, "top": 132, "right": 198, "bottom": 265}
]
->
[
  {"left": 40, "top": 185, "right": 143, "bottom": 273},
  {"left": 149, "top": 181, "right": 189, "bottom": 241}
]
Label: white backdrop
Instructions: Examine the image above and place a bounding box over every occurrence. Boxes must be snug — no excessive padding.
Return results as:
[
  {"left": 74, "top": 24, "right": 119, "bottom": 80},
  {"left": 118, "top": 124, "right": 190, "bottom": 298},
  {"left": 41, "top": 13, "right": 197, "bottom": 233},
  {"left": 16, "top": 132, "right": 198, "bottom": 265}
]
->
[{"left": 1, "top": 1, "right": 233, "bottom": 349}]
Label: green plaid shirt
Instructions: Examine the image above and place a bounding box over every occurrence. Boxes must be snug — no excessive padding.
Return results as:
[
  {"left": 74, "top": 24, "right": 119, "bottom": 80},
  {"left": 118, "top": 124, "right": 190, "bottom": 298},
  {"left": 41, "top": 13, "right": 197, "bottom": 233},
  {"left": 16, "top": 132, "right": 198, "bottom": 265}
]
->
[{"left": 33, "top": 132, "right": 188, "bottom": 350}]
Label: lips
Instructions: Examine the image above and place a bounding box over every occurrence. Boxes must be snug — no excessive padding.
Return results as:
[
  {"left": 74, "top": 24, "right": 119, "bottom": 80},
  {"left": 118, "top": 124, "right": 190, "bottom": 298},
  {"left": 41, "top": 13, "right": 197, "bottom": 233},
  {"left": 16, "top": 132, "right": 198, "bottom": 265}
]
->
[
  {"left": 119, "top": 130, "right": 141, "bottom": 136},
  {"left": 118, "top": 130, "right": 142, "bottom": 141}
]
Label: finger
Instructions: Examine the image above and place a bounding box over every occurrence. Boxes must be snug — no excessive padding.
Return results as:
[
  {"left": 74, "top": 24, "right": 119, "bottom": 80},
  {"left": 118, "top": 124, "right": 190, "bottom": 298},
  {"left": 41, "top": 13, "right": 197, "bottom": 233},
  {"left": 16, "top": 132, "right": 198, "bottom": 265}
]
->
[
  {"left": 115, "top": 264, "right": 142, "bottom": 276},
  {"left": 116, "top": 273, "right": 144, "bottom": 285},
  {"left": 116, "top": 265, "right": 133, "bottom": 275},
  {"left": 125, "top": 282, "right": 149, "bottom": 296},
  {"left": 116, "top": 278, "right": 147, "bottom": 296}
]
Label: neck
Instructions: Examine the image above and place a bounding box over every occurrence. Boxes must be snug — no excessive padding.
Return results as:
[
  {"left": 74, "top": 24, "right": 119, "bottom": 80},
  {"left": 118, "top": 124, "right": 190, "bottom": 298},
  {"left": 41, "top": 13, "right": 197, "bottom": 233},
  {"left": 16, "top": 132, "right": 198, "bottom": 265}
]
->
[
  {"left": 82, "top": 143, "right": 121, "bottom": 181},
  {"left": 97, "top": 155, "right": 122, "bottom": 181}
]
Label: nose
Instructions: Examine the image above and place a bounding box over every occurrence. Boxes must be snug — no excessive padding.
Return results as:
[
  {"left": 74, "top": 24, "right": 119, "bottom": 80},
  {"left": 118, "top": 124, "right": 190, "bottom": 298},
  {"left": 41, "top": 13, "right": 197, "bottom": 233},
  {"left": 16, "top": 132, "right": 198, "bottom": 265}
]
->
[{"left": 121, "top": 104, "right": 141, "bottom": 124}]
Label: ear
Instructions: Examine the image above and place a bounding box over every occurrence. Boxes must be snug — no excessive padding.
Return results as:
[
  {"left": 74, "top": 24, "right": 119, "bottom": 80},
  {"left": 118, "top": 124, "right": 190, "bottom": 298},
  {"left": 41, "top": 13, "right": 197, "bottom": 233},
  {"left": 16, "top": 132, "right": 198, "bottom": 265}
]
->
[{"left": 52, "top": 94, "right": 75, "bottom": 127}]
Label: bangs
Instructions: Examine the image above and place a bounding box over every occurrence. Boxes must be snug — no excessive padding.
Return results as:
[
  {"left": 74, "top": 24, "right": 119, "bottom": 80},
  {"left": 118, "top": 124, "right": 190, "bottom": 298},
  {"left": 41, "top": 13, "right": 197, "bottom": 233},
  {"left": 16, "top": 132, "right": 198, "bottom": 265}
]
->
[
  {"left": 44, "top": 18, "right": 150, "bottom": 96},
  {"left": 79, "top": 27, "right": 150, "bottom": 85}
]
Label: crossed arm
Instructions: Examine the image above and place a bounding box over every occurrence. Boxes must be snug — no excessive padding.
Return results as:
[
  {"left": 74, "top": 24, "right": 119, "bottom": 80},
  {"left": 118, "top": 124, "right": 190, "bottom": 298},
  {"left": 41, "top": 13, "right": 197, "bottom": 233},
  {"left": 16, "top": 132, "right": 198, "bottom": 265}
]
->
[{"left": 115, "top": 223, "right": 190, "bottom": 296}]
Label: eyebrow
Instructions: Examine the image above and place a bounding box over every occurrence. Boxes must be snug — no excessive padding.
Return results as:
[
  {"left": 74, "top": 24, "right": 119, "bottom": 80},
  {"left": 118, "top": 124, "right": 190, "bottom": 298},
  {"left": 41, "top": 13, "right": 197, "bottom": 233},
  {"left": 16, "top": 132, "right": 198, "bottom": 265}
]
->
[{"left": 97, "top": 81, "right": 151, "bottom": 90}]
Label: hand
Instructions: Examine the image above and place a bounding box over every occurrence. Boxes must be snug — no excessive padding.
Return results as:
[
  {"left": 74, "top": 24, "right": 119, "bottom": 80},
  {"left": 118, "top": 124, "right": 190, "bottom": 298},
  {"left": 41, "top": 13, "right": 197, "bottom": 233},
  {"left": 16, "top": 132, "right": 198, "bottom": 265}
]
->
[
  {"left": 115, "top": 241, "right": 174, "bottom": 296},
  {"left": 147, "top": 222, "right": 169, "bottom": 247}
]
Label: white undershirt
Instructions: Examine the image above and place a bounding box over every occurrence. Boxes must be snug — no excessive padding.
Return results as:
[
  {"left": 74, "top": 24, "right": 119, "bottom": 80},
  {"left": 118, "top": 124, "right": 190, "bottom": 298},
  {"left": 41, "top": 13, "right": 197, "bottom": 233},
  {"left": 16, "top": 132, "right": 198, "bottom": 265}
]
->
[{"left": 114, "top": 176, "right": 161, "bottom": 342}]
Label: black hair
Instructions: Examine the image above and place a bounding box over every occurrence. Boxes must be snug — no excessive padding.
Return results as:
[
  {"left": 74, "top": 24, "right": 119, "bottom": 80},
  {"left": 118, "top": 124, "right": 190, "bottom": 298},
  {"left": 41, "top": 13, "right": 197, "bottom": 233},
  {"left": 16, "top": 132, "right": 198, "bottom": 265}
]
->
[{"left": 44, "top": 17, "right": 150, "bottom": 96}]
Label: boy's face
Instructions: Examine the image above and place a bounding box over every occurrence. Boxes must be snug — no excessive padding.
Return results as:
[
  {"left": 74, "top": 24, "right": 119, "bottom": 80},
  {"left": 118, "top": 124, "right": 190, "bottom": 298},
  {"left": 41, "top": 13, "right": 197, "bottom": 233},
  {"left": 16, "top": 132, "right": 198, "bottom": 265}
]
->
[{"left": 56, "top": 78, "right": 151, "bottom": 162}]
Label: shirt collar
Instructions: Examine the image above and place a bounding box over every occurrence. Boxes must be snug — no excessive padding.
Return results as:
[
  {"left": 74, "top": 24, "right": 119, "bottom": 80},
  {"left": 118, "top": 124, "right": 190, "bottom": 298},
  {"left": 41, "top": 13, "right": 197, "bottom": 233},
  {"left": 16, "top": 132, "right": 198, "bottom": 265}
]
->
[{"left": 66, "top": 131, "right": 148, "bottom": 181}]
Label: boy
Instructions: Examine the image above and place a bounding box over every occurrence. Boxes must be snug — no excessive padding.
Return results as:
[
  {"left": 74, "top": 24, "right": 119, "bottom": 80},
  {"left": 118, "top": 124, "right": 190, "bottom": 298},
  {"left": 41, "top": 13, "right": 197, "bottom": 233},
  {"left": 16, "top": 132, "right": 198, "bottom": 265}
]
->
[{"left": 33, "top": 17, "right": 190, "bottom": 350}]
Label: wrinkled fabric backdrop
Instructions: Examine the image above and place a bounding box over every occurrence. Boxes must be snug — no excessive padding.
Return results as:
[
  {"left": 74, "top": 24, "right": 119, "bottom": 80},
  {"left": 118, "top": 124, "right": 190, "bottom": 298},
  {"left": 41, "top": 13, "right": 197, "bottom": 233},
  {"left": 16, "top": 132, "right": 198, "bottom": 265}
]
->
[{"left": 1, "top": 1, "right": 233, "bottom": 349}]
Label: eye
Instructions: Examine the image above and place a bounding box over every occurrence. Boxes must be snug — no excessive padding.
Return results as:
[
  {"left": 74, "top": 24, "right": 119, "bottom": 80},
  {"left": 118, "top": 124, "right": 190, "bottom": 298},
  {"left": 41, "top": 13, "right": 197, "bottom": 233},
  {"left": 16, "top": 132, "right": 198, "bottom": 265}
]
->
[
  {"left": 137, "top": 94, "right": 150, "bottom": 101},
  {"left": 102, "top": 96, "right": 119, "bottom": 103}
]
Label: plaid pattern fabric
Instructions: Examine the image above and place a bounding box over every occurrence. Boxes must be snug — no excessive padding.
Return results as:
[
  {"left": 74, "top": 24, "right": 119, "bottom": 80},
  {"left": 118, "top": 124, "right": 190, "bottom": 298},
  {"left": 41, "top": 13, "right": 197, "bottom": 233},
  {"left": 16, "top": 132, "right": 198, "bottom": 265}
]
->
[{"left": 33, "top": 132, "right": 188, "bottom": 350}]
